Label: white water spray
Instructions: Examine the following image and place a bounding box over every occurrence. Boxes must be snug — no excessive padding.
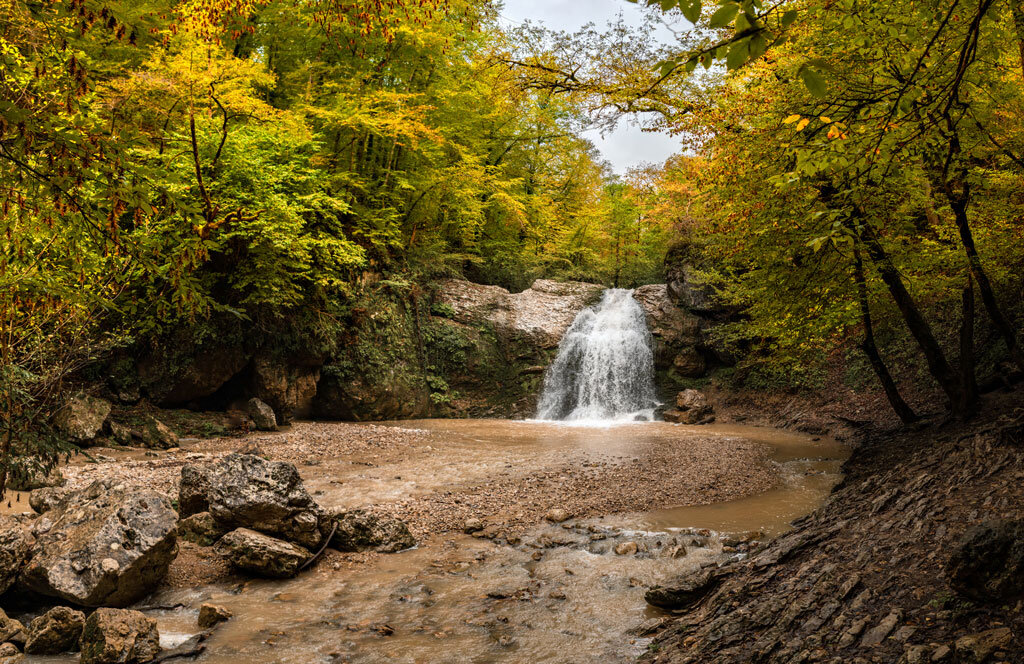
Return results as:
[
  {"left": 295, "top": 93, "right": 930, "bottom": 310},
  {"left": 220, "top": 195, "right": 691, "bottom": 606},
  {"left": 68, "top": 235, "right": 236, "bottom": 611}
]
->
[{"left": 535, "top": 289, "right": 659, "bottom": 422}]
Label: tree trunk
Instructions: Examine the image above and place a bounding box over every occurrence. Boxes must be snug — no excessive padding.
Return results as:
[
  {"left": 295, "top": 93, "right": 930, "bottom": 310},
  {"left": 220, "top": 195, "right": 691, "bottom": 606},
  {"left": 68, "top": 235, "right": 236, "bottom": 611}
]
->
[
  {"left": 859, "top": 224, "right": 964, "bottom": 413},
  {"left": 853, "top": 249, "right": 919, "bottom": 424},
  {"left": 1011, "top": 0, "right": 1024, "bottom": 77},
  {"left": 947, "top": 184, "right": 1024, "bottom": 373},
  {"left": 958, "top": 273, "right": 979, "bottom": 418}
]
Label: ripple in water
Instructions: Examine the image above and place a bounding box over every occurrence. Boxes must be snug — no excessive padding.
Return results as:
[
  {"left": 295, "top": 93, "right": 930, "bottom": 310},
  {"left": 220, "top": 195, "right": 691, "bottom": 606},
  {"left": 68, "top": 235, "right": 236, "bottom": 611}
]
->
[{"left": 536, "top": 288, "right": 659, "bottom": 423}]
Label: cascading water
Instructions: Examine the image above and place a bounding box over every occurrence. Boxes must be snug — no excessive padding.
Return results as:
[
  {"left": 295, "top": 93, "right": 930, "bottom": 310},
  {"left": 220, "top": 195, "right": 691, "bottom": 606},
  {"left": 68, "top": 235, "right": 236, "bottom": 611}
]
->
[{"left": 536, "top": 288, "right": 659, "bottom": 422}]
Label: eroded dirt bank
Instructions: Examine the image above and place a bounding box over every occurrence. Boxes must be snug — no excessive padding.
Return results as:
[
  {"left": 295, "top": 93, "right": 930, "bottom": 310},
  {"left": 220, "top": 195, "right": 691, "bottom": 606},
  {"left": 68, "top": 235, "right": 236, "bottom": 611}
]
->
[{"left": 640, "top": 396, "right": 1024, "bottom": 664}]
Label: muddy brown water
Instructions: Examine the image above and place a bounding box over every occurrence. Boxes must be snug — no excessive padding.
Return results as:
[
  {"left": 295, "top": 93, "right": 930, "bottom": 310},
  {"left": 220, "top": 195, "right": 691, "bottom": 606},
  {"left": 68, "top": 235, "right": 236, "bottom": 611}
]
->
[{"left": 23, "top": 420, "right": 847, "bottom": 664}]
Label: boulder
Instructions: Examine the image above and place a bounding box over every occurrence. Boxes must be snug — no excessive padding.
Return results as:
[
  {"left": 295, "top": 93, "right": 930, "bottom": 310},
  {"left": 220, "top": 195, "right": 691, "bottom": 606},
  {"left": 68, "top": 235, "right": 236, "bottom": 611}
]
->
[
  {"left": 183, "top": 454, "right": 322, "bottom": 548},
  {"left": 0, "top": 642, "right": 19, "bottom": 664},
  {"left": 197, "top": 604, "right": 232, "bottom": 629},
  {"left": 544, "top": 508, "right": 570, "bottom": 524},
  {"left": 0, "top": 609, "right": 24, "bottom": 643},
  {"left": 219, "top": 528, "right": 309, "bottom": 578},
  {"left": 176, "top": 512, "right": 228, "bottom": 547},
  {"left": 177, "top": 465, "right": 212, "bottom": 518},
  {"left": 139, "top": 415, "right": 178, "bottom": 450},
  {"left": 249, "top": 357, "right": 319, "bottom": 424},
  {"left": 615, "top": 541, "right": 639, "bottom": 556},
  {"left": 0, "top": 516, "right": 33, "bottom": 594},
  {"left": 80, "top": 608, "right": 160, "bottom": 664},
  {"left": 8, "top": 466, "right": 64, "bottom": 492},
  {"left": 665, "top": 245, "right": 718, "bottom": 314},
  {"left": 24, "top": 606, "right": 85, "bottom": 655},
  {"left": 946, "top": 519, "right": 1024, "bottom": 602},
  {"left": 954, "top": 628, "right": 1014, "bottom": 664},
  {"left": 20, "top": 481, "right": 178, "bottom": 607},
  {"left": 108, "top": 421, "right": 134, "bottom": 446},
  {"left": 632, "top": 285, "right": 704, "bottom": 369},
  {"left": 29, "top": 486, "right": 71, "bottom": 515},
  {"left": 53, "top": 394, "right": 111, "bottom": 444},
  {"left": 663, "top": 389, "right": 714, "bottom": 425},
  {"left": 245, "top": 398, "right": 277, "bottom": 431},
  {"left": 645, "top": 567, "right": 727, "bottom": 611},
  {"left": 326, "top": 510, "right": 415, "bottom": 553}
]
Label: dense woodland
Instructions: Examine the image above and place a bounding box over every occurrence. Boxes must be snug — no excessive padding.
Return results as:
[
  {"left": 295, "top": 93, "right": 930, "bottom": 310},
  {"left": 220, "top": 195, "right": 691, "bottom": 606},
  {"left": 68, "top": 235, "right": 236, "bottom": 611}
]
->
[{"left": 3, "top": 0, "right": 1024, "bottom": 490}]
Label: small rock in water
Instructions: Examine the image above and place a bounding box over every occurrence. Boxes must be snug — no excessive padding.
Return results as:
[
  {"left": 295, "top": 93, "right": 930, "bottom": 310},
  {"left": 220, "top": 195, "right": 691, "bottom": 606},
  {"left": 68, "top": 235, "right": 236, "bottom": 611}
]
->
[
  {"left": 197, "top": 604, "right": 232, "bottom": 629},
  {"left": 80, "top": 608, "right": 160, "bottom": 664},
  {"left": 615, "top": 541, "right": 639, "bottom": 556},
  {"left": 545, "top": 508, "right": 570, "bottom": 523}
]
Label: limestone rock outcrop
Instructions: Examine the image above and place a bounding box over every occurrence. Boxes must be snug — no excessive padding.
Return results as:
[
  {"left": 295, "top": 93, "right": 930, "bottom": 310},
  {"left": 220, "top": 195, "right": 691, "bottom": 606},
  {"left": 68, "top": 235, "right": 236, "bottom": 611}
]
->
[
  {"left": 20, "top": 481, "right": 178, "bottom": 607},
  {"left": 436, "top": 278, "right": 604, "bottom": 350}
]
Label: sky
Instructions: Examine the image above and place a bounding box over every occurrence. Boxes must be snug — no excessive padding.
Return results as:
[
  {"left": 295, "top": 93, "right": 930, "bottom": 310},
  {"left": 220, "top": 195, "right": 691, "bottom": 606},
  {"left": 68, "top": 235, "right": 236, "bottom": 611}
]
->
[{"left": 498, "top": 0, "right": 684, "bottom": 174}]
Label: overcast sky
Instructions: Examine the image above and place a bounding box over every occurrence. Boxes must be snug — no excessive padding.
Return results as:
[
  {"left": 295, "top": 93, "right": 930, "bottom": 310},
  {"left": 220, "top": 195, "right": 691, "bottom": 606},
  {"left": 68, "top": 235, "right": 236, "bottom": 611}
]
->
[{"left": 498, "top": 0, "right": 683, "bottom": 174}]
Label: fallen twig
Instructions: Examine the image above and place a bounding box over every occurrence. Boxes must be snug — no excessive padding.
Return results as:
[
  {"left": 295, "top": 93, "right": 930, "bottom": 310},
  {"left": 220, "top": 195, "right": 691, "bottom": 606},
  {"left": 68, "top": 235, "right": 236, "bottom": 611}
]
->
[{"left": 299, "top": 521, "right": 338, "bottom": 572}]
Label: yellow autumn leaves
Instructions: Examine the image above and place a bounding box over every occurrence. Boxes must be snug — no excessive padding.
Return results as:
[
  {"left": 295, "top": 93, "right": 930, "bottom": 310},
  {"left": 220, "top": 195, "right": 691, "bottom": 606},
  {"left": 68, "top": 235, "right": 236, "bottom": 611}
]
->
[{"left": 782, "top": 115, "right": 848, "bottom": 139}]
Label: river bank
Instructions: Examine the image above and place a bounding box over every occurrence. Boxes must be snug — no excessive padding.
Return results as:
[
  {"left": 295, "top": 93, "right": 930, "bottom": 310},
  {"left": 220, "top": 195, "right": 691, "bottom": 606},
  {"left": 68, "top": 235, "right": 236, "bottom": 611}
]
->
[{"left": 640, "top": 391, "right": 1024, "bottom": 664}]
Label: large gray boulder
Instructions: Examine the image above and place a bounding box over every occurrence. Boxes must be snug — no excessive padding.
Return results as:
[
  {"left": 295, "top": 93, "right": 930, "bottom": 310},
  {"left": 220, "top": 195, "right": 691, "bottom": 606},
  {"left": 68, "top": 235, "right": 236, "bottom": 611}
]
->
[
  {"left": 0, "top": 515, "right": 33, "bottom": 595},
  {"left": 326, "top": 510, "right": 415, "bottom": 553},
  {"left": 29, "top": 486, "right": 72, "bottom": 515},
  {"left": 219, "top": 528, "right": 309, "bottom": 578},
  {"left": 180, "top": 454, "right": 323, "bottom": 548},
  {"left": 245, "top": 398, "right": 277, "bottom": 431},
  {"left": 53, "top": 394, "right": 111, "bottom": 444},
  {"left": 177, "top": 464, "right": 212, "bottom": 518},
  {"left": 20, "top": 481, "right": 178, "bottom": 607},
  {"left": 24, "top": 606, "right": 85, "bottom": 655},
  {"left": 138, "top": 415, "right": 178, "bottom": 450},
  {"left": 947, "top": 519, "right": 1024, "bottom": 602},
  {"left": 80, "top": 608, "right": 160, "bottom": 664},
  {"left": 8, "top": 466, "right": 64, "bottom": 492}
]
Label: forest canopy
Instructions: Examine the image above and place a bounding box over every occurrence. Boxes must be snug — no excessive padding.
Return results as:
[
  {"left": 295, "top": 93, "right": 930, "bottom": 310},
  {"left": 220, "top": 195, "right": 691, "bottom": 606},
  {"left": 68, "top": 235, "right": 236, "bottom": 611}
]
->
[{"left": 2, "top": 0, "right": 1024, "bottom": 490}]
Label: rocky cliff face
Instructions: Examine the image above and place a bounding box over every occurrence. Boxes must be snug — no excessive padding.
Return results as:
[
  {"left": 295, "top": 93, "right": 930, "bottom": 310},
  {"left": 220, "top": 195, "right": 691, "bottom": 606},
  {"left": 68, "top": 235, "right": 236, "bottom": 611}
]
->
[
  {"left": 436, "top": 278, "right": 605, "bottom": 349},
  {"left": 423, "top": 278, "right": 605, "bottom": 417},
  {"left": 99, "top": 278, "right": 719, "bottom": 422}
]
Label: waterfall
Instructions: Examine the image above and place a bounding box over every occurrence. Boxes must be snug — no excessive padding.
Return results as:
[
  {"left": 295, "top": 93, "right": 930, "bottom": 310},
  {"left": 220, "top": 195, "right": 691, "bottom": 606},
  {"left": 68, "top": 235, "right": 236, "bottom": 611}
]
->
[{"left": 536, "top": 288, "right": 659, "bottom": 422}]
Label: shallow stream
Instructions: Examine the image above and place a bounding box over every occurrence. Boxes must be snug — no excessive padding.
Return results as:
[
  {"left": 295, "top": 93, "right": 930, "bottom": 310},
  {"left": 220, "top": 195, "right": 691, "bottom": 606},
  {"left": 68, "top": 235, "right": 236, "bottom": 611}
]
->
[{"left": 26, "top": 420, "right": 847, "bottom": 664}]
